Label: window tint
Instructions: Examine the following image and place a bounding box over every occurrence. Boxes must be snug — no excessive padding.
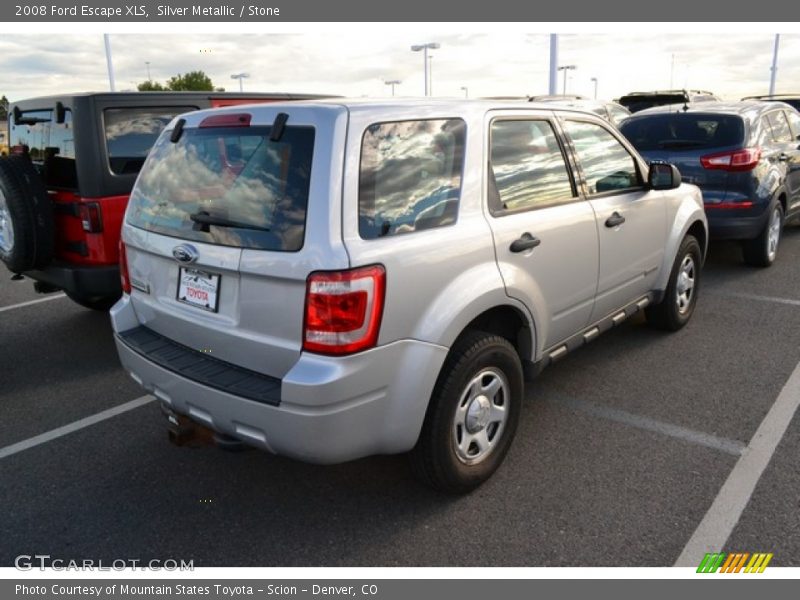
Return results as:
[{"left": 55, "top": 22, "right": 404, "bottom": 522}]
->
[
  {"left": 786, "top": 110, "right": 800, "bottom": 139},
  {"left": 128, "top": 125, "right": 315, "bottom": 252},
  {"left": 104, "top": 106, "right": 196, "bottom": 175},
  {"left": 766, "top": 111, "right": 793, "bottom": 143},
  {"left": 564, "top": 120, "right": 641, "bottom": 194},
  {"left": 359, "top": 119, "right": 465, "bottom": 239},
  {"left": 489, "top": 119, "right": 574, "bottom": 213},
  {"left": 620, "top": 114, "right": 744, "bottom": 151},
  {"left": 10, "top": 108, "right": 76, "bottom": 188}
]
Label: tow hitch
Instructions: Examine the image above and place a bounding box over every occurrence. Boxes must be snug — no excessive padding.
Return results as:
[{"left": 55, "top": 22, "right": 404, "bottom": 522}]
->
[{"left": 161, "top": 403, "right": 247, "bottom": 451}]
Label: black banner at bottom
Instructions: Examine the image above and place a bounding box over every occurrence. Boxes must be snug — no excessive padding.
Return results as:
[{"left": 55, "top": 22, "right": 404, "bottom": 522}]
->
[{"left": 3, "top": 579, "right": 797, "bottom": 600}]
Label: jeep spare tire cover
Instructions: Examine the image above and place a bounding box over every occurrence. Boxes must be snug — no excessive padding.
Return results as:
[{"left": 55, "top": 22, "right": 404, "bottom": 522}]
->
[{"left": 0, "top": 155, "right": 55, "bottom": 272}]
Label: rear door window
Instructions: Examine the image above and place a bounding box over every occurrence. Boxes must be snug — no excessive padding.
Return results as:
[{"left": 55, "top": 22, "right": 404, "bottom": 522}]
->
[
  {"left": 128, "top": 125, "right": 315, "bottom": 252},
  {"left": 104, "top": 106, "right": 197, "bottom": 175},
  {"left": 488, "top": 119, "right": 575, "bottom": 213},
  {"left": 564, "top": 120, "right": 642, "bottom": 195},
  {"left": 358, "top": 119, "right": 466, "bottom": 239}
]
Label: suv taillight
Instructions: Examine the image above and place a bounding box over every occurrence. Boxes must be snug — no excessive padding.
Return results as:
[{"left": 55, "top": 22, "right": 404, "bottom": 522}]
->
[
  {"left": 119, "top": 240, "right": 131, "bottom": 295},
  {"left": 79, "top": 202, "right": 103, "bottom": 232},
  {"left": 700, "top": 147, "right": 761, "bottom": 172},
  {"left": 303, "top": 265, "right": 386, "bottom": 356}
]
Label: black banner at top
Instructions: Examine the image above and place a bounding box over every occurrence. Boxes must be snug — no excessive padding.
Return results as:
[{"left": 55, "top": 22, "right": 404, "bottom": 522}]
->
[{"left": 0, "top": 0, "right": 798, "bottom": 22}]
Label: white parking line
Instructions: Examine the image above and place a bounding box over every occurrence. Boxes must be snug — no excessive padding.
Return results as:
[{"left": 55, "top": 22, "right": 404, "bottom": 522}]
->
[
  {"left": 710, "top": 290, "right": 800, "bottom": 307},
  {"left": 547, "top": 393, "right": 746, "bottom": 456},
  {"left": 674, "top": 358, "right": 800, "bottom": 566},
  {"left": 0, "top": 395, "right": 155, "bottom": 461},
  {"left": 0, "top": 294, "right": 66, "bottom": 313}
]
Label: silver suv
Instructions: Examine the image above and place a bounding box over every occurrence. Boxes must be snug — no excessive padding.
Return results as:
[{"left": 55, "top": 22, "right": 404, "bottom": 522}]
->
[{"left": 112, "top": 100, "right": 707, "bottom": 493}]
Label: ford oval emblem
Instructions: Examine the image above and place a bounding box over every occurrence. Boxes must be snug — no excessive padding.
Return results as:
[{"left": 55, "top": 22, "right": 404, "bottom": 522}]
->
[{"left": 172, "top": 244, "right": 199, "bottom": 264}]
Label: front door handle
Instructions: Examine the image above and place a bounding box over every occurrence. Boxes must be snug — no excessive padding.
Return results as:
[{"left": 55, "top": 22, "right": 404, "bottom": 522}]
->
[
  {"left": 778, "top": 153, "right": 790, "bottom": 162},
  {"left": 510, "top": 232, "right": 541, "bottom": 253},
  {"left": 605, "top": 211, "right": 626, "bottom": 228}
]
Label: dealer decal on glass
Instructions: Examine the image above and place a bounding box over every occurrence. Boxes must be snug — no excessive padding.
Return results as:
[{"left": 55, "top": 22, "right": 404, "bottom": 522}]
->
[{"left": 177, "top": 267, "right": 221, "bottom": 313}]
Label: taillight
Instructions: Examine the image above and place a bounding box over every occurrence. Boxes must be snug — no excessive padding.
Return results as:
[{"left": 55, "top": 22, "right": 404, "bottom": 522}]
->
[
  {"left": 119, "top": 240, "right": 131, "bottom": 295},
  {"left": 704, "top": 201, "right": 754, "bottom": 210},
  {"left": 700, "top": 147, "right": 761, "bottom": 172},
  {"left": 79, "top": 202, "right": 103, "bottom": 232},
  {"left": 303, "top": 265, "right": 386, "bottom": 355}
]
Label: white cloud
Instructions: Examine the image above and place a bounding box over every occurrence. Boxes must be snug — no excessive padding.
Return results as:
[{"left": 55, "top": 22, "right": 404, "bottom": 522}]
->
[{"left": 1, "top": 32, "right": 798, "bottom": 102}]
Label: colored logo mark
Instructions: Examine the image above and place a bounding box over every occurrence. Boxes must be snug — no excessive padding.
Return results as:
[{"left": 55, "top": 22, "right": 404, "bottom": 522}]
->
[{"left": 697, "top": 552, "right": 773, "bottom": 573}]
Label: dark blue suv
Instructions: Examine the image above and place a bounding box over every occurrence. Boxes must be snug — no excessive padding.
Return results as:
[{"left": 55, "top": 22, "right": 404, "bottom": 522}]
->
[{"left": 620, "top": 102, "right": 800, "bottom": 266}]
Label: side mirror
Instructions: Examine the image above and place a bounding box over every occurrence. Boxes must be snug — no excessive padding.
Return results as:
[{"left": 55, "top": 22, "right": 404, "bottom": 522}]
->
[
  {"left": 54, "top": 102, "right": 66, "bottom": 124},
  {"left": 648, "top": 161, "right": 681, "bottom": 190}
]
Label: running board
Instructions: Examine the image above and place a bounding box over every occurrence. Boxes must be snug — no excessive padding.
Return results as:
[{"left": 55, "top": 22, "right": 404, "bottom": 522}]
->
[{"left": 526, "top": 294, "right": 653, "bottom": 377}]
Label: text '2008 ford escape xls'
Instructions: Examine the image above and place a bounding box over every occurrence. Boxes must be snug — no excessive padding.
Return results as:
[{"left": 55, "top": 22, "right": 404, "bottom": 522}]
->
[{"left": 112, "top": 99, "right": 708, "bottom": 493}]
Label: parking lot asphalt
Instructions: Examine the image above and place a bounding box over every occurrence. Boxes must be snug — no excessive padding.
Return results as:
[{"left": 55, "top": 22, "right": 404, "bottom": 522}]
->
[{"left": 1, "top": 227, "right": 799, "bottom": 567}]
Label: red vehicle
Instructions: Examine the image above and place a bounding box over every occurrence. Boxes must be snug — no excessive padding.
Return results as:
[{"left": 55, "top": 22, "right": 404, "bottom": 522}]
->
[{"left": 0, "top": 92, "right": 328, "bottom": 309}]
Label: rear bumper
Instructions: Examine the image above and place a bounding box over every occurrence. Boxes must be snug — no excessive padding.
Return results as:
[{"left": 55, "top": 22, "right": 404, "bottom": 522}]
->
[
  {"left": 25, "top": 262, "right": 121, "bottom": 297},
  {"left": 110, "top": 295, "right": 448, "bottom": 464},
  {"left": 707, "top": 205, "right": 770, "bottom": 241}
]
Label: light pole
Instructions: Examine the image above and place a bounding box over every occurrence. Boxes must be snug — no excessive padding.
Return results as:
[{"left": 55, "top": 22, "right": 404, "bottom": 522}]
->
[
  {"left": 460, "top": 86, "right": 469, "bottom": 98},
  {"left": 385, "top": 79, "right": 401, "bottom": 96},
  {"left": 558, "top": 65, "right": 576, "bottom": 95},
  {"left": 145, "top": 61, "right": 151, "bottom": 82},
  {"left": 230, "top": 72, "right": 250, "bottom": 92},
  {"left": 590, "top": 77, "right": 598, "bottom": 99},
  {"left": 769, "top": 34, "right": 780, "bottom": 96},
  {"left": 428, "top": 55, "right": 434, "bottom": 96},
  {"left": 411, "top": 42, "right": 440, "bottom": 96}
]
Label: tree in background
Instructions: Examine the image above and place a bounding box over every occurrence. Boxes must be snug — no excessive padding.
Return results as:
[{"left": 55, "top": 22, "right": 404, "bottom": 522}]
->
[
  {"left": 0, "top": 95, "right": 8, "bottom": 120},
  {"left": 137, "top": 71, "right": 224, "bottom": 92},
  {"left": 137, "top": 80, "right": 166, "bottom": 91}
]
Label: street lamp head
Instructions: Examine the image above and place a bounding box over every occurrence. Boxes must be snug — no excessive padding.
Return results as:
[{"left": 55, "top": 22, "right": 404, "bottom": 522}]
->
[
  {"left": 230, "top": 72, "right": 250, "bottom": 79},
  {"left": 591, "top": 77, "right": 597, "bottom": 82},
  {"left": 411, "top": 42, "right": 440, "bottom": 51},
  {"left": 385, "top": 79, "right": 402, "bottom": 85}
]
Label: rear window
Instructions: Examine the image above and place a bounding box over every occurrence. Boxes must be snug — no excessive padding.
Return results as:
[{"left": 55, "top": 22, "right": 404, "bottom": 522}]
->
[
  {"left": 127, "top": 124, "right": 315, "bottom": 252},
  {"left": 104, "top": 107, "right": 197, "bottom": 175},
  {"left": 618, "top": 94, "right": 685, "bottom": 113},
  {"left": 358, "top": 118, "right": 466, "bottom": 239},
  {"left": 620, "top": 114, "right": 745, "bottom": 151}
]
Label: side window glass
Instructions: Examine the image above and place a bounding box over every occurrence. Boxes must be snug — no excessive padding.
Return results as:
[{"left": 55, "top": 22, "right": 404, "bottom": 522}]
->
[
  {"left": 758, "top": 117, "right": 775, "bottom": 145},
  {"left": 783, "top": 110, "right": 800, "bottom": 141},
  {"left": 488, "top": 119, "right": 575, "bottom": 213},
  {"left": 563, "top": 120, "right": 642, "bottom": 195},
  {"left": 766, "top": 111, "right": 792, "bottom": 143},
  {"left": 359, "top": 119, "right": 466, "bottom": 239},
  {"left": 10, "top": 108, "right": 76, "bottom": 189}
]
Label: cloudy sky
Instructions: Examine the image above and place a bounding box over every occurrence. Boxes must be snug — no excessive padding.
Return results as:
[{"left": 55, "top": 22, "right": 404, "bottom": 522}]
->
[{"left": 1, "top": 31, "right": 799, "bottom": 103}]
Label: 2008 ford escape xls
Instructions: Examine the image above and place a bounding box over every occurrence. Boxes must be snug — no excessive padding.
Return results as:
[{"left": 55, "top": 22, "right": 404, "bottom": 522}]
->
[{"left": 112, "top": 99, "right": 708, "bottom": 493}]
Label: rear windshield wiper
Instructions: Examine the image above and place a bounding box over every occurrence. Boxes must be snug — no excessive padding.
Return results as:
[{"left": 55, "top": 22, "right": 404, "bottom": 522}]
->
[{"left": 190, "top": 211, "right": 271, "bottom": 232}]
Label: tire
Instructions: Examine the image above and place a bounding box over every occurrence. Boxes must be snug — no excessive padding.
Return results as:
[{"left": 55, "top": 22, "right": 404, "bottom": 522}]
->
[
  {"left": 65, "top": 291, "right": 120, "bottom": 311},
  {"left": 646, "top": 235, "right": 702, "bottom": 331},
  {"left": 409, "top": 330, "right": 523, "bottom": 494},
  {"left": 0, "top": 155, "right": 54, "bottom": 272},
  {"left": 743, "top": 203, "right": 783, "bottom": 268}
]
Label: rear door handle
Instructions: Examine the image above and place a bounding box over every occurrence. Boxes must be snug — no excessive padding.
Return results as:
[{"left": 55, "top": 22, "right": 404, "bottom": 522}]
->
[
  {"left": 605, "top": 212, "right": 626, "bottom": 228},
  {"left": 510, "top": 233, "right": 541, "bottom": 253},
  {"left": 778, "top": 153, "right": 790, "bottom": 162}
]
